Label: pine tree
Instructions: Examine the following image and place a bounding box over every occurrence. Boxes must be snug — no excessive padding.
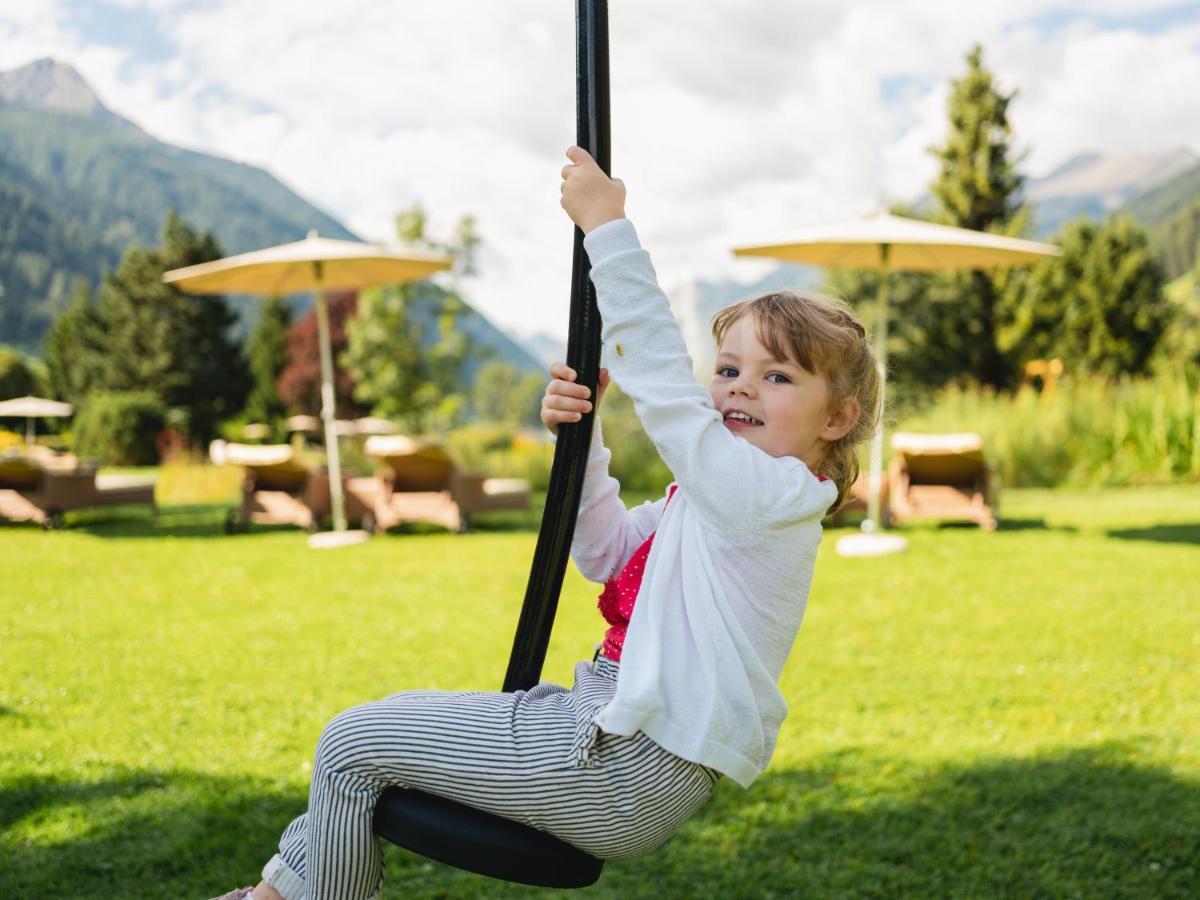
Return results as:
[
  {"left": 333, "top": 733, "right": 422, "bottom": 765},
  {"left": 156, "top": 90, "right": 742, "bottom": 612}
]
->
[
  {"left": 43, "top": 211, "right": 250, "bottom": 445},
  {"left": 244, "top": 295, "right": 292, "bottom": 427},
  {"left": 44, "top": 279, "right": 106, "bottom": 404},
  {"left": 929, "top": 44, "right": 1029, "bottom": 390}
]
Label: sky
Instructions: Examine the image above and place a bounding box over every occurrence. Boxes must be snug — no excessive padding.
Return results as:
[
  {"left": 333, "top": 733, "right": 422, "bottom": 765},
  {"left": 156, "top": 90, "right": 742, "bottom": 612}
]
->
[{"left": 3, "top": 0, "right": 1200, "bottom": 343}]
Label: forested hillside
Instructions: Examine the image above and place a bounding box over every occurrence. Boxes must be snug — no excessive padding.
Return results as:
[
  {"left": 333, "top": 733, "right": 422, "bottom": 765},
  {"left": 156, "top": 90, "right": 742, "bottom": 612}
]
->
[
  {"left": 0, "top": 75, "right": 356, "bottom": 352},
  {"left": 1124, "top": 161, "right": 1200, "bottom": 280}
]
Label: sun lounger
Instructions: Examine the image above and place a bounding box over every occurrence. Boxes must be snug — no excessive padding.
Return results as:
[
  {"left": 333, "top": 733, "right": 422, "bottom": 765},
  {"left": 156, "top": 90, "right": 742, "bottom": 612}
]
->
[
  {"left": 362, "top": 434, "right": 531, "bottom": 533},
  {"left": 0, "top": 451, "right": 156, "bottom": 529},
  {"left": 887, "top": 432, "right": 997, "bottom": 530},
  {"left": 211, "top": 440, "right": 370, "bottom": 533}
]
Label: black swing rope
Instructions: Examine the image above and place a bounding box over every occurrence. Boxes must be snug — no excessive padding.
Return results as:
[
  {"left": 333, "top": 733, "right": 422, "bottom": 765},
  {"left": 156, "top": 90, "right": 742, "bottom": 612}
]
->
[
  {"left": 371, "top": 0, "right": 609, "bottom": 888},
  {"left": 504, "top": 0, "right": 610, "bottom": 694}
]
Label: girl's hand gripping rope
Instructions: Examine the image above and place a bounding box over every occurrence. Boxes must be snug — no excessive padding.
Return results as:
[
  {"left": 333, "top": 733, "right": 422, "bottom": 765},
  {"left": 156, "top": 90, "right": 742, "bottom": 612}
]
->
[
  {"left": 541, "top": 362, "right": 610, "bottom": 435},
  {"left": 560, "top": 146, "right": 626, "bottom": 234}
]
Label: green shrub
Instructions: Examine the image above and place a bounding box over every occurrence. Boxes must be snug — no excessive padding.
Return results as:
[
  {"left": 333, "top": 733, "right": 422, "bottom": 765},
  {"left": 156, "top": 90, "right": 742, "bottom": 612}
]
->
[
  {"left": 446, "top": 382, "right": 676, "bottom": 497},
  {"left": 899, "top": 370, "right": 1200, "bottom": 487},
  {"left": 73, "top": 391, "right": 167, "bottom": 465},
  {"left": 0, "top": 345, "right": 44, "bottom": 399},
  {"left": 446, "top": 423, "right": 555, "bottom": 491}
]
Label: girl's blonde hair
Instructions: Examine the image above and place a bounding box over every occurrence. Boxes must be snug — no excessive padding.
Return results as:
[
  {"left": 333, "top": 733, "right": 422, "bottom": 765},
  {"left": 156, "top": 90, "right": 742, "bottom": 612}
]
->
[{"left": 711, "top": 290, "right": 881, "bottom": 512}]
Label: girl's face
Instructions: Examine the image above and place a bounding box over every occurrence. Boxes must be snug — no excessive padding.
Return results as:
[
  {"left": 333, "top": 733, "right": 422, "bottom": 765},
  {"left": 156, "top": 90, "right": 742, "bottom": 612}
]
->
[{"left": 707, "top": 315, "right": 853, "bottom": 470}]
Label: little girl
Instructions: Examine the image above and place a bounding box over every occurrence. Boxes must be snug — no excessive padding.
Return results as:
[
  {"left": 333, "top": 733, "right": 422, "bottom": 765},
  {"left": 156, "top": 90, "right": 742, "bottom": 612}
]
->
[{"left": 212, "top": 148, "right": 879, "bottom": 900}]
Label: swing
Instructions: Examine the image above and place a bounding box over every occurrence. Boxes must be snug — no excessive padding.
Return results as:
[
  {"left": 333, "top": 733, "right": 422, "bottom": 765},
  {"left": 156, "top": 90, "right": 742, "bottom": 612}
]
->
[{"left": 371, "top": 0, "right": 610, "bottom": 888}]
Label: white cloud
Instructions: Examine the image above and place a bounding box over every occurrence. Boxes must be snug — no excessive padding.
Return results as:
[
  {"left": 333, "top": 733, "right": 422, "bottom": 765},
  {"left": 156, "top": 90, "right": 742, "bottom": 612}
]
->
[
  {"left": 3, "top": 1, "right": 1199, "bottom": 342},
  {"left": 1007, "top": 22, "right": 1200, "bottom": 174}
]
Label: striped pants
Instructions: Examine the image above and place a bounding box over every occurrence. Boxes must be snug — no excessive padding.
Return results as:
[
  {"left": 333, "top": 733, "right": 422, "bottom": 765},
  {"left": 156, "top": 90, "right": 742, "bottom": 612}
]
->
[{"left": 260, "top": 656, "right": 720, "bottom": 900}]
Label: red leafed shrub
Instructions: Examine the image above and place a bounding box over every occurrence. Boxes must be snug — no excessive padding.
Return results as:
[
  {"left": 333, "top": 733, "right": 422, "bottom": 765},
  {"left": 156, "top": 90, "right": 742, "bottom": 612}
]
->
[{"left": 277, "top": 291, "right": 366, "bottom": 418}]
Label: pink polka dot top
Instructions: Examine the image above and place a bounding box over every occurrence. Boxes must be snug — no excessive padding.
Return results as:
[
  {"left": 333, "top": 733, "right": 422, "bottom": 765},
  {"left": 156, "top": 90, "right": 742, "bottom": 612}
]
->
[{"left": 597, "top": 485, "right": 677, "bottom": 662}]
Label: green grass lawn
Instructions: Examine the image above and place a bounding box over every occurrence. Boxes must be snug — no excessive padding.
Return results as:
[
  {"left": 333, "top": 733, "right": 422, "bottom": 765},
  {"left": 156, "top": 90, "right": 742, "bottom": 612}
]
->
[{"left": 2, "top": 485, "right": 1197, "bottom": 898}]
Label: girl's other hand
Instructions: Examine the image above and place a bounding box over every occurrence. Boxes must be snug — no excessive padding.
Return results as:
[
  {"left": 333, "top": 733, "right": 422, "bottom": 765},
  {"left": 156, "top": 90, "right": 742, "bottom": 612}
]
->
[
  {"left": 541, "top": 362, "right": 610, "bottom": 435},
  {"left": 560, "top": 147, "right": 626, "bottom": 234}
]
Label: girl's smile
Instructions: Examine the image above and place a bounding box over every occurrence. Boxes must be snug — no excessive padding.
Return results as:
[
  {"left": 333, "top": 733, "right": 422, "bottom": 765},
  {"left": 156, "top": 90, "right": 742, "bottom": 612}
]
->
[{"left": 722, "top": 409, "right": 763, "bottom": 428}]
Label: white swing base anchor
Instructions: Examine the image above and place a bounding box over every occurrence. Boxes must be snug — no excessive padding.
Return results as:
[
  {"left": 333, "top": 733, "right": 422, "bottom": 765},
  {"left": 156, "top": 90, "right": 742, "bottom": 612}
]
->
[
  {"left": 308, "top": 529, "right": 371, "bottom": 549},
  {"left": 835, "top": 531, "right": 908, "bottom": 558}
]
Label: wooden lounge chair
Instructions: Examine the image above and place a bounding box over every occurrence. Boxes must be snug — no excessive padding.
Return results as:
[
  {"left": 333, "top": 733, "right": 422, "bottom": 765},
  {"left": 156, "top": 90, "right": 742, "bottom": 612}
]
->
[
  {"left": 887, "top": 432, "right": 997, "bottom": 530},
  {"left": 212, "top": 440, "right": 370, "bottom": 533},
  {"left": 0, "top": 451, "right": 156, "bottom": 529},
  {"left": 362, "top": 434, "right": 530, "bottom": 533}
]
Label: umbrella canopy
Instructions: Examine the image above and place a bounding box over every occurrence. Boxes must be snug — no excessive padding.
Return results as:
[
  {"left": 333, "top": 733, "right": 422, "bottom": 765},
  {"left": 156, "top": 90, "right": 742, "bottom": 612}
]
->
[
  {"left": 732, "top": 213, "right": 1060, "bottom": 554},
  {"left": 162, "top": 232, "right": 451, "bottom": 295},
  {"left": 0, "top": 396, "right": 74, "bottom": 417},
  {"left": 163, "top": 232, "right": 452, "bottom": 541},
  {"left": 733, "top": 213, "right": 1060, "bottom": 271},
  {"left": 0, "top": 395, "right": 74, "bottom": 446}
]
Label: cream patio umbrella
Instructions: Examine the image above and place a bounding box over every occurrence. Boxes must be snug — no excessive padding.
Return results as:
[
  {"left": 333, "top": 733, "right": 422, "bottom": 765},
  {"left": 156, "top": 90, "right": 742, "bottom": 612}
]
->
[
  {"left": 0, "top": 395, "right": 74, "bottom": 446},
  {"left": 164, "top": 231, "right": 452, "bottom": 547},
  {"left": 734, "top": 213, "right": 1060, "bottom": 556}
]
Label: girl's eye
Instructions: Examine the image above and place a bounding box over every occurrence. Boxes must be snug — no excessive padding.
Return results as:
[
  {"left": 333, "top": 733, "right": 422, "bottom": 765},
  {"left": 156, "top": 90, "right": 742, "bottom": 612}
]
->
[
  {"left": 767, "top": 373, "right": 791, "bottom": 384},
  {"left": 717, "top": 366, "right": 738, "bottom": 378}
]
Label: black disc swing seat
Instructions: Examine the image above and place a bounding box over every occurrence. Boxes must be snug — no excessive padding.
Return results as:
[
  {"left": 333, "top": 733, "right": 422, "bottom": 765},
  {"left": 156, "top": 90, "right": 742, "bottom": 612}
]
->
[{"left": 371, "top": 1, "right": 611, "bottom": 889}]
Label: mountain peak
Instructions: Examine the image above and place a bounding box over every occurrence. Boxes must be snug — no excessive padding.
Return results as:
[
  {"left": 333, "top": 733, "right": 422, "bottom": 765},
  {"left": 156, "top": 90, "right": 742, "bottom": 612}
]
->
[
  {"left": 0, "top": 57, "right": 128, "bottom": 126},
  {"left": 1028, "top": 147, "right": 1199, "bottom": 202}
]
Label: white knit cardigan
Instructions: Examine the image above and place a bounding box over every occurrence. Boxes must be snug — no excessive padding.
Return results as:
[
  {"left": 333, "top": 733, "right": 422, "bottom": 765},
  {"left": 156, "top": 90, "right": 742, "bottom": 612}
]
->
[{"left": 572, "top": 219, "right": 837, "bottom": 788}]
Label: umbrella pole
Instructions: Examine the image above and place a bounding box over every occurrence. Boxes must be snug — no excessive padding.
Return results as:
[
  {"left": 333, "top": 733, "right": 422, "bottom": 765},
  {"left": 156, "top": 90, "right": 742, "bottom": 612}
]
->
[
  {"left": 313, "top": 275, "right": 348, "bottom": 532},
  {"left": 26, "top": 416, "right": 34, "bottom": 447},
  {"left": 864, "top": 244, "right": 890, "bottom": 532}
]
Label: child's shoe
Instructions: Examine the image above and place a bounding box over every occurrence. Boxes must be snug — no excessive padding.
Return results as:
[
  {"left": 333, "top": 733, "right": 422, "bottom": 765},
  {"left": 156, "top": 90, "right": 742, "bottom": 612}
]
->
[{"left": 208, "top": 889, "right": 254, "bottom": 900}]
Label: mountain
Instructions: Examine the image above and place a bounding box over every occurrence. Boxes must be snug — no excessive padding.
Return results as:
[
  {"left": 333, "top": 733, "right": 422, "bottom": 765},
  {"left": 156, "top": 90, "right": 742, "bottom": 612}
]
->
[
  {"left": 0, "top": 56, "right": 129, "bottom": 126},
  {"left": 1120, "top": 160, "right": 1200, "bottom": 280},
  {"left": 917, "top": 146, "right": 1200, "bottom": 277},
  {"left": 403, "top": 295, "right": 542, "bottom": 378},
  {"left": 0, "top": 59, "right": 360, "bottom": 353},
  {"left": 514, "top": 330, "right": 566, "bottom": 370},
  {"left": 1026, "top": 148, "right": 1198, "bottom": 237},
  {"left": 0, "top": 58, "right": 540, "bottom": 377}
]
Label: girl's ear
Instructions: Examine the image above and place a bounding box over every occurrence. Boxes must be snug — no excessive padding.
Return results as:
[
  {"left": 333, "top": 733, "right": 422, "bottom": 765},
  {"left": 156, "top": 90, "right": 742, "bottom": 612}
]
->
[{"left": 820, "top": 397, "right": 860, "bottom": 443}]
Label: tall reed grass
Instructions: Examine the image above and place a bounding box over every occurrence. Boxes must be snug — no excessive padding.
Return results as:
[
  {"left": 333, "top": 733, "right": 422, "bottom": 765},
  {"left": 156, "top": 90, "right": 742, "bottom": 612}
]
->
[
  {"left": 898, "top": 370, "right": 1200, "bottom": 488},
  {"left": 152, "top": 453, "right": 243, "bottom": 504},
  {"left": 113, "top": 371, "right": 1200, "bottom": 506}
]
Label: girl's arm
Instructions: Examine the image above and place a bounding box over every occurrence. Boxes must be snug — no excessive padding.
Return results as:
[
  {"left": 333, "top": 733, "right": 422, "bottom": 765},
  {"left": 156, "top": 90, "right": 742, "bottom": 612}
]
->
[
  {"left": 559, "top": 147, "right": 833, "bottom": 536},
  {"left": 569, "top": 416, "right": 667, "bottom": 583},
  {"left": 540, "top": 361, "right": 667, "bottom": 582},
  {"left": 585, "top": 221, "right": 832, "bottom": 537}
]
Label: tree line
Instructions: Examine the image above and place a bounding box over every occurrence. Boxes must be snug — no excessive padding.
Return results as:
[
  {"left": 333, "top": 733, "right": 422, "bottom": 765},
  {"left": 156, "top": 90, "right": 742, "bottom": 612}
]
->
[
  {"left": 830, "top": 45, "right": 1184, "bottom": 403},
  {"left": 0, "top": 207, "right": 544, "bottom": 463},
  {"left": 2, "top": 44, "right": 1194, "bottom": 463}
]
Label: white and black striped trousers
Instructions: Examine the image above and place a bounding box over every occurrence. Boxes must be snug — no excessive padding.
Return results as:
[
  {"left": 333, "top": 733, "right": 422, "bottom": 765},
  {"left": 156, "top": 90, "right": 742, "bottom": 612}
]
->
[{"left": 260, "top": 656, "right": 720, "bottom": 900}]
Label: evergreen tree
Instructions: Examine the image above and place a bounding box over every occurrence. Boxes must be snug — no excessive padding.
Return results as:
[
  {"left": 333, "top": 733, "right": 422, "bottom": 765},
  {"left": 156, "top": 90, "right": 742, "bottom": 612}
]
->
[
  {"left": 929, "top": 43, "right": 1030, "bottom": 390},
  {"left": 43, "top": 211, "right": 250, "bottom": 445},
  {"left": 44, "top": 280, "right": 107, "bottom": 404},
  {"left": 1010, "top": 216, "right": 1171, "bottom": 376},
  {"left": 244, "top": 295, "right": 293, "bottom": 427}
]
